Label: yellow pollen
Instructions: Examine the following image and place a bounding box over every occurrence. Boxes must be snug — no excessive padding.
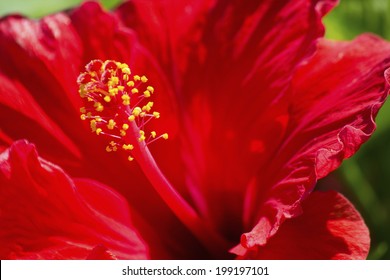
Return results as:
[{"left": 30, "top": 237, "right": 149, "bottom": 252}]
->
[
  {"left": 109, "top": 88, "right": 118, "bottom": 96},
  {"left": 141, "top": 75, "right": 148, "bottom": 83},
  {"left": 142, "top": 101, "right": 154, "bottom": 112},
  {"left": 109, "top": 76, "right": 119, "bottom": 86},
  {"left": 78, "top": 59, "right": 168, "bottom": 162},
  {"left": 147, "top": 86, "right": 154, "bottom": 93},
  {"left": 79, "top": 87, "right": 87, "bottom": 98},
  {"left": 90, "top": 120, "right": 97, "bottom": 132},
  {"left": 107, "top": 119, "right": 116, "bottom": 130},
  {"left": 122, "top": 144, "right": 134, "bottom": 150},
  {"left": 133, "top": 107, "right": 142, "bottom": 116},
  {"left": 139, "top": 130, "right": 146, "bottom": 142},
  {"left": 122, "top": 94, "right": 130, "bottom": 106},
  {"left": 122, "top": 67, "right": 131, "bottom": 74},
  {"left": 143, "top": 90, "right": 151, "bottom": 98},
  {"left": 94, "top": 102, "right": 104, "bottom": 112}
]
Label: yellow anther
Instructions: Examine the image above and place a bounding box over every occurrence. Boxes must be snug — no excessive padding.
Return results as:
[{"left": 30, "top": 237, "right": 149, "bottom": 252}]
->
[
  {"left": 90, "top": 119, "right": 97, "bottom": 132},
  {"left": 133, "top": 107, "right": 142, "bottom": 117},
  {"left": 138, "top": 130, "right": 146, "bottom": 142},
  {"left": 107, "top": 119, "right": 116, "bottom": 130},
  {"left": 122, "top": 94, "right": 130, "bottom": 106},
  {"left": 122, "top": 144, "right": 134, "bottom": 150},
  {"left": 141, "top": 75, "right": 148, "bottom": 83},
  {"left": 104, "top": 95, "right": 111, "bottom": 102},
  {"left": 94, "top": 102, "right": 104, "bottom": 112},
  {"left": 142, "top": 101, "right": 154, "bottom": 112},
  {"left": 78, "top": 59, "right": 167, "bottom": 159},
  {"left": 109, "top": 88, "right": 118, "bottom": 96},
  {"left": 109, "top": 76, "right": 119, "bottom": 86},
  {"left": 143, "top": 90, "right": 151, "bottom": 98},
  {"left": 121, "top": 67, "right": 131, "bottom": 75},
  {"left": 79, "top": 87, "right": 87, "bottom": 98},
  {"left": 146, "top": 86, "right": 154, "bottom": 93}
]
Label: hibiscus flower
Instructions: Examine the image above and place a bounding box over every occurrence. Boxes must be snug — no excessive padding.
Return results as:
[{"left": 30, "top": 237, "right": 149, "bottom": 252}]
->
[{"left": 1, "top": 0, "right": 390, "bottom": 260}]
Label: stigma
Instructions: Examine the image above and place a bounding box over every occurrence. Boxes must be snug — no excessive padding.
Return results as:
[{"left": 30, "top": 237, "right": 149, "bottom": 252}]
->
[{"left": 77, "top": 59, "right": 168, "bottom": 160}]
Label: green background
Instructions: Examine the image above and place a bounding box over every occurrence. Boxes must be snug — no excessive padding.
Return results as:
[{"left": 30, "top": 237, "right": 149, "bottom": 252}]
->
[{"left": 0, "top": 0, "right": 389, "bottom": 259}]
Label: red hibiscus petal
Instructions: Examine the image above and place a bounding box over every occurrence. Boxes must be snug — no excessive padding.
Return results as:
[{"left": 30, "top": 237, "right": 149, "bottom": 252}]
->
[
  {"left": 0, "top": 140, "right": 148, "bottom": 259},
  {"left": 86, "top": 245, "right": 117, "bottom": 260},
  {"left": 1, "top": 2, "right": 215, "bottom": 259},
  {"left": 0, "top": 13, "right": 83, "bottom": 161},
  {"left": 242, "top": 35, "right": 390, "bottom": 250},
  {"left": 174, "top": 0, "right": 337, "bottom": 236},
  {"left": 232, "top": 191, "right": 370, "bottom": 259}
]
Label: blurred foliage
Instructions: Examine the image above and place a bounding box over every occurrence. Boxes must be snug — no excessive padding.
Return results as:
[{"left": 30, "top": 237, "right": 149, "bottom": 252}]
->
[
  {"left": 324, "top": 0, "right": 390, "bottom": 260},
  {"left": 0, "top": 0, "right": 121, "bottom": 18},
  {"left": 0, "top": 0, "right": 389, "bottom": 259}
]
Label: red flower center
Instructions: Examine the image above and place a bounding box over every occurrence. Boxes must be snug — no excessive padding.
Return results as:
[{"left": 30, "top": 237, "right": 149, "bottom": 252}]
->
[{"left": 77, "top": 59, "right": 229, "bottom": 257}]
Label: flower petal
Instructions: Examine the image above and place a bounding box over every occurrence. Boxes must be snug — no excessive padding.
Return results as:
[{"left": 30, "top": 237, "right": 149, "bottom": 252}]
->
[
  {"left": 0, "top": 140, "right": 148, "bottom": 259},
  {"left": 242, "top": 35, "right": 390, "bottom": 250},
  {"left": 232, "top": 191, "right": 370, "bottom": 259},
  {"left": 0, "top": 3, "right": 212, "bottom": 259},
  {"left": 0, "top": 13, "right": 83, "bottom": 161},
  {"left": 174, "top": 0, "right": 336, "bottom": 236}
]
